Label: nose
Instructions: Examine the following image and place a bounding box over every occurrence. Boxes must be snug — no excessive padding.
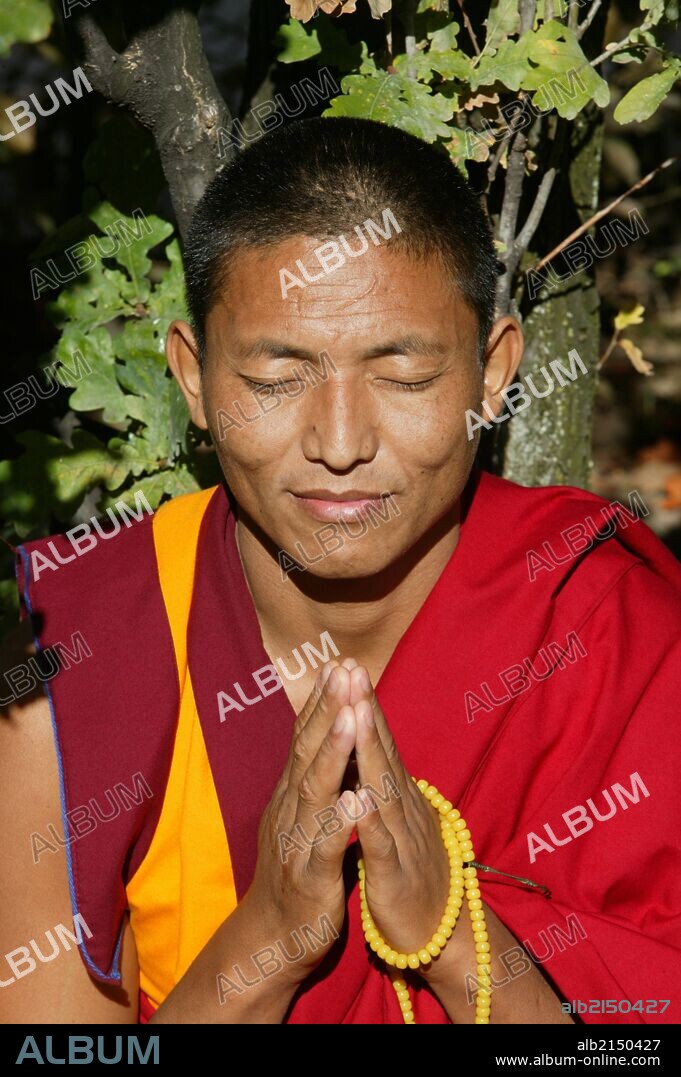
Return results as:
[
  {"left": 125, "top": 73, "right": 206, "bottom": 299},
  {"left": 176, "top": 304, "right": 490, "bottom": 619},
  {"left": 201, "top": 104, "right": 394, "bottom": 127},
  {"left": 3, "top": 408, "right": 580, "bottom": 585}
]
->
[{"left": 300, "top": 371, "right": 379, "bottom": 472}]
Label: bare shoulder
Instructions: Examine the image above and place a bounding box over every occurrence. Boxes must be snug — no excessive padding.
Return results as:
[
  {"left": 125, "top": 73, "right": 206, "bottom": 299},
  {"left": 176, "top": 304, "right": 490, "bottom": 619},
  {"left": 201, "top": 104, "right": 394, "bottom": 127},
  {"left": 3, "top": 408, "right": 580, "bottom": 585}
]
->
[
  {"left": 0, "top": 621, "right": 139, "bottom": 1022},
  {"left": 0, "top": 620, "right": 60, "bottom": 824}
]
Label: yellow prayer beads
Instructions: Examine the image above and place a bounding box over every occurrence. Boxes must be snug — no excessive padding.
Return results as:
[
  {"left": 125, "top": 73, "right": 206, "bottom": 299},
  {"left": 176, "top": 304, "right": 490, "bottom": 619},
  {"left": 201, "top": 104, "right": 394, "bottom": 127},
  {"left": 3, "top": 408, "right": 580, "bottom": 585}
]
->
[{"left": 358, "top": 777, "right": 491, "bottom": 1026}]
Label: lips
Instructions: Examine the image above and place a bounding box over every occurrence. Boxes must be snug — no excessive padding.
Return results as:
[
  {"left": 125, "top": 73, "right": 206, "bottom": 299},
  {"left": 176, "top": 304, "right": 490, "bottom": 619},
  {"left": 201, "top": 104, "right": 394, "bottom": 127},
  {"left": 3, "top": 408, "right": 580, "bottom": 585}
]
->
[
  {"left": 292, "top": 489, "right": 386, "bottom": 501},
  {"left": 290, "top": 490, "right": 393, "bottom": 524}
]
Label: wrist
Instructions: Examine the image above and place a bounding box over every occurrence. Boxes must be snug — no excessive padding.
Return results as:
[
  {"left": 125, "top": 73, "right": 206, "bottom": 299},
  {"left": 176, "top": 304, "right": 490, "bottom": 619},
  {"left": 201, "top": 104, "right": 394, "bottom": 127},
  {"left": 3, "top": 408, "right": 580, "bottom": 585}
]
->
[
  {"left": 228, "top": 889, "right": 315, "bottom": 993},
  {"left": 418, "top": 919, "right": 470, "bottom": 985},
  {"left": 416, "top": 904, "right": 480, "bottom": 1019}
]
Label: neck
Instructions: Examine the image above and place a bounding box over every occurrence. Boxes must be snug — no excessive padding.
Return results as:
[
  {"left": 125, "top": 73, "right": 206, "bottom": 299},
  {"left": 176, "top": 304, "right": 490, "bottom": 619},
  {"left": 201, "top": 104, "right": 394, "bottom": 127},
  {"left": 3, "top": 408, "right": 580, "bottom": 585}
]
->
[{"left": 235, "top": 505, "right": 462, "bottom": 680}]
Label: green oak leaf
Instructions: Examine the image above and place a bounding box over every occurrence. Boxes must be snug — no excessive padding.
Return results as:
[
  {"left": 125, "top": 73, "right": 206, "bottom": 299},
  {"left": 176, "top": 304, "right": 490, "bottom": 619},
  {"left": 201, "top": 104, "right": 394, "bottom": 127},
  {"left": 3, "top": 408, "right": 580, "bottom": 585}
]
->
[
  {"left": 105, "top": 435, "right": 164, "bottom": 486},
  {"left": 428, "top": 22, "right": 460, "bottom": 52},
  {"left": 446, "top": 127, "right": 495, "bottom": 172},
  {"left": 0, "top": 430, "right": 133, "bottom": 526},
  {"left": 392, "top": 21, "right": 470, "bottom": 84},
  {"left": 0, "top": 0, "right": 52, "bottom": 56},
  {"left": 145, "top": 240, "right": 187, "bottom": 327},
  {"left": 0, "top": 432, "right": 78, "bottom": 533},
  {"left": 471, "top": 33, "right": 533, "bottom": 92},
  {"left": 56, "top": 429, "right": 135, "bottom": 500},
  {"left": 276, "top": 19, "right": 322, "bottom": 63},
  {"left": 100, "top": 468, "right": 199, "bottom": 513},
  {"left": 641, "top": 0, "right": 680, "bottom": 27},
  {"left": 612, "top": 28, "right": 657, "bottom": 65},
  {"left": 614, "top": 60, "right": 681, "bottom": 123},
  {"left": 393, "top": 48, "right": 470, "bottom": 84},
  {"left": 325, "top": 71, "right": 455, "bottom": 141},
  {"left": 113, "top": 316, "right": 167, "bottom": 365},
  {"left": 429, "top": 51, "right": 472, "bottom": 81},
  {"left": 52, "top": 327, "right": 130, "bottom": 425},
  {"left": 48, "top": 266, "right": 137, "bottom": 332},
  {"left": 536, "top": 0, "right": 569, "bottom": 18},
  {"left": 522, "top": 21, "right": 610, "bottom": 119},
  {"left": 88, "top": 204, "right": 173, "bottom": 304},
  {"left": 115, "top": 355, "right": 175, "bottom": 450},
  {"left": 484, "top": 0, "right": 520, "bottom": 55}
]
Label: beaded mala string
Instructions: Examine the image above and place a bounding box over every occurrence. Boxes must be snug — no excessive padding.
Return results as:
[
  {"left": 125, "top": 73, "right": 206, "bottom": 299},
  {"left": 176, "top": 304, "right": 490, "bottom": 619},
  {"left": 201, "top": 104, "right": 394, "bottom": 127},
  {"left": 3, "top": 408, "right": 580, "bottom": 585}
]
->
[{"left": 358, "top": 778, "right": 491, "bottom": 1025}]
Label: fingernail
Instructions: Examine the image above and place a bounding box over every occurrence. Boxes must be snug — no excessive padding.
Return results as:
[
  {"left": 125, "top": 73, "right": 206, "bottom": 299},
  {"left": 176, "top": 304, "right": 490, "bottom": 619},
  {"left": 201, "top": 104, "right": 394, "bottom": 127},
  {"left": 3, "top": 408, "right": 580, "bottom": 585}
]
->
[
  {"left": 359, "top": 667, "right": 371, "bottom": 693},
  {"left": 333, "top": 710, "right": 347, "bottom": 734},
  {"left": 358, "top": 700, "right": 374, "bottom": 728},
  {"left": 320, "top": 662, "right": 334, "bottom": 687},
  {"left": 328, "top": 669, "right": 339, "bottom": 693}
]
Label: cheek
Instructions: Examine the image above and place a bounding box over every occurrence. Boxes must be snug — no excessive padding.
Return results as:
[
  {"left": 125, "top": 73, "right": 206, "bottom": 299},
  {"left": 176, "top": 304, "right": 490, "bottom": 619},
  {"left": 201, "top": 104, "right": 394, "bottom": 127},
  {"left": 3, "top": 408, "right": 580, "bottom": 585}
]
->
[
  {"left": 205, "top": 379, "right": 299, "bottom": 474},
  {"left": 383, "top": 378, "right": 481, "bottom": 472}
]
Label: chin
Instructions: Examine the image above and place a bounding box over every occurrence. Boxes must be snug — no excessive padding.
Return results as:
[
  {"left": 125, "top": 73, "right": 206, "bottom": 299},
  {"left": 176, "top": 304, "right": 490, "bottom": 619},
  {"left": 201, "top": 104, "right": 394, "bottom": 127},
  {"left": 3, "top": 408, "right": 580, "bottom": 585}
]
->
[
  {"left": 305, "top": 558, "right": 389, "bottom": 581},
  {"left": 283, "top": 541, "right": 399, "bottom": 581}
]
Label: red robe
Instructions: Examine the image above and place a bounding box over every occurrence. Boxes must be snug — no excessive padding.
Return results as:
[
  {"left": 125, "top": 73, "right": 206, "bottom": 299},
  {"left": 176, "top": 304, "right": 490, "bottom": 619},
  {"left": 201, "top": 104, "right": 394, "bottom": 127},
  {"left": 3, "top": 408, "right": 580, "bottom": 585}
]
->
[{"left": 15, "top": 470, "right": 681, "bottom": 1023}]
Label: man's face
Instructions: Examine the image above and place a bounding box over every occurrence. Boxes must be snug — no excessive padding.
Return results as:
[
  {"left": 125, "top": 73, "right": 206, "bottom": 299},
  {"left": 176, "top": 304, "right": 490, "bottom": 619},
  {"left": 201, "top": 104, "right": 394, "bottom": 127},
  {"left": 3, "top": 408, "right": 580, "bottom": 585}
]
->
[{"left": 181, "top": 239, "right": 488, "bottom": 579}]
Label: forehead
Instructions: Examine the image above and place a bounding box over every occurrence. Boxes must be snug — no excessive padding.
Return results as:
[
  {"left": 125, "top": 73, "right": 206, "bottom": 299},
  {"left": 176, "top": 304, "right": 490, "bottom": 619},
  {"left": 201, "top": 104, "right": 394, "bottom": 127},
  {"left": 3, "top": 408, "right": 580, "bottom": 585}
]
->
[{"left": 205, "top": 238, "right": 477, "bottom": 353}]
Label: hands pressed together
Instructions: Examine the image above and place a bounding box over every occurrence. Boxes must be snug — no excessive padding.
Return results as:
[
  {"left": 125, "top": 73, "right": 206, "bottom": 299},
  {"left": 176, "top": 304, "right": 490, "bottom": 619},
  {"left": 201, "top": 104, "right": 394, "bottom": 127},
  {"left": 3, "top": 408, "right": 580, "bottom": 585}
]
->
[
  {"left": 247, "top": 657, "right": 454, "bottom": 990},
  {"left": 156, "top": 658, "right": 569, "bottom": 1024}
]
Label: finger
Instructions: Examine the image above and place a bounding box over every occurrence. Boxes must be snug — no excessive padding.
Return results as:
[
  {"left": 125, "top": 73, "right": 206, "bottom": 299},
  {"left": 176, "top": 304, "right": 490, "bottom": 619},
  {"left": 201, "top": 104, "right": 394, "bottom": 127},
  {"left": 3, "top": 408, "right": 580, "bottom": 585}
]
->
[
  {"left": 306, "top": 789, "right": 358, "bottom": 884},
  {"left": 354, "top": 788, "right": 401, "bottom": 880},
  {"left": 353, "top": 700, "right": 408, "bottom": 837},
  {"left": 293, "top": 705, "right": 357, "bottom": 841},
  {"left": 271, "top": 661, "right": 340, "bottom": 807},
  {"left": 283, "top": 665, "right": 352, "bottom": 793},
  {"left": 350, "top": 667, "right": 411, "bottom": 786},
  {"left": 293, "top": 660, "right": 339, "bottom": 738}
]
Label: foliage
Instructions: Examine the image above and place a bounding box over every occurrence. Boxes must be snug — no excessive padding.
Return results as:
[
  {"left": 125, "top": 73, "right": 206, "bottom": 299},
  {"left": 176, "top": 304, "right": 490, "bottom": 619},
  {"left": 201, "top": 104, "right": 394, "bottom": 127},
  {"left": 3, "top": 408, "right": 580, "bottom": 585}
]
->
[
  {"left": 1, "top": 0, "right": 680, "bottom": 632},
  {"left": 0, "top": 205, "right": 211, "bottom": 541},
  {"left": 279, "top": 0, "right": 679, "bottom": 166},
  {"left": 0, "top": 0, "right": 52, "bottom": 56}
]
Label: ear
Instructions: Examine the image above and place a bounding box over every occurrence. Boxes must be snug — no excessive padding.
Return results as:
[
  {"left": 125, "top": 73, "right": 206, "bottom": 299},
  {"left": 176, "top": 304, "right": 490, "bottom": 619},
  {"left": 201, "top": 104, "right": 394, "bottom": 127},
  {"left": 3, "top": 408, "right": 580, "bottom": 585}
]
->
[
  {"left": 481, "top": 316, "right": 524, "bottom": 420},
  {"left": 166, "top": 320, "right": 208, "bottom": 430}
]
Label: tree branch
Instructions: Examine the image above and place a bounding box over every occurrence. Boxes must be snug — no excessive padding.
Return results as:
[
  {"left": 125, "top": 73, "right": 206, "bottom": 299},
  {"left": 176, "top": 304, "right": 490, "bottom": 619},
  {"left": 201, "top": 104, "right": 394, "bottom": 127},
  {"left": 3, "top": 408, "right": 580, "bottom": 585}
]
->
[
  {"left": 496, "top": 128, "right": 529, "bottom": 314},
  {"left": 494, "top": 0, "right": 539, "bottom": 310},
  {"left": 568, "top": 0, "right": 580, "bottom": 32},
  {"left": 575, "top": 0, "right": 602, "bottom": 41},
  {"left": 73, "top": 2, "right": 233, "bottom": 239},
  {"left": 531, "top": 156, "right": 676, "bottom": 274},
  {"left": 486, "top": 91, "right": 532, "bottom": 192},
  {"left": 514, "top": 118, "right": 565, "bottom": 258},
  {"left": 74, "top": 13, "right": 122, "bottom": 92},
  {"left": 513, "top": 161, "right": 558, "bottom": 256},
  {"left": 454, "top": 1, "right": 481, "bottom": 56},
  {"left": 520, "top": 0, "right": 537, "bottom": 34}
]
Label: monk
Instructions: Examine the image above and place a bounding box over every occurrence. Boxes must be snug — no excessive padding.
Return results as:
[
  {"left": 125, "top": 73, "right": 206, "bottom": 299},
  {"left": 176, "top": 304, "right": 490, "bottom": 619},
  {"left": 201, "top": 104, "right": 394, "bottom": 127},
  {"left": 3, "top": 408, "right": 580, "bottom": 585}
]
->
[{"left": 1, "top": 117, "right": 680, "bottom": 1026}]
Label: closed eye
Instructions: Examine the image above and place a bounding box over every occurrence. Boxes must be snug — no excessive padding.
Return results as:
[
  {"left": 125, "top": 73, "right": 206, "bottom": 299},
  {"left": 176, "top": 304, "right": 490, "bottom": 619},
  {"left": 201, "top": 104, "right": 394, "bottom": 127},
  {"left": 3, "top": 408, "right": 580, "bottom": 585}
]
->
[
  {"left": 242, "top": 376, "right": 305, "bottom": 394},
  {"left": 381, "top": 377, "right": 439, "bottom": 391}
]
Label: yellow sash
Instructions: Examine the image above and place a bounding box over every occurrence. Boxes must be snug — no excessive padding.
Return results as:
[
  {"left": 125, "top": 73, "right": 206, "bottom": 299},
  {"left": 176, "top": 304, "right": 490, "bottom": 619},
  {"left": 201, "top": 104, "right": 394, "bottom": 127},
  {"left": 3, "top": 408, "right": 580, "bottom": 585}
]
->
[{"left": 125, "top": 488, "right": 238, "bottom": 1008}]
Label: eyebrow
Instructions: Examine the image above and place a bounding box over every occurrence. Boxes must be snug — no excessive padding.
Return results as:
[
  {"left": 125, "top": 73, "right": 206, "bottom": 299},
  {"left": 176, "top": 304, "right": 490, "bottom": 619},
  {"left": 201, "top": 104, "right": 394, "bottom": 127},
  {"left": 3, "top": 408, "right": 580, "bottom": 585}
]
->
[
  {"left": 235, "top": 339, "right": 320, "bottom": 362},
  {"left": 235, "top": 335, "right": 448, "bottom": 362},
  {"left": 361, "top": 335, "right": 449, "bottom": 360}
]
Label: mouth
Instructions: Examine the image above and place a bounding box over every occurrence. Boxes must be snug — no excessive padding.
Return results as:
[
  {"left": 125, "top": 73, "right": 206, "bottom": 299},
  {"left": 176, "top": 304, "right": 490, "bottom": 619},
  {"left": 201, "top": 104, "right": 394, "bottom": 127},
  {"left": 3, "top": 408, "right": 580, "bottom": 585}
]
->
[{"left": 289, "top": 489, "right": 393, "bottom": 524}]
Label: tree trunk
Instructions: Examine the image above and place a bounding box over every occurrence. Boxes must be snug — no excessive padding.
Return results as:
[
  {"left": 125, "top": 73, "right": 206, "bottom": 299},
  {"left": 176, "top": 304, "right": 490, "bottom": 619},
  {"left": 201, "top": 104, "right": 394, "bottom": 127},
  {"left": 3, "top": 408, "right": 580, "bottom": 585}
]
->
[
  {"left": 73, "top": 2, "right": 232, "bottom": 239},
  {"left": 502, "top": 106, "right": 603, "bottom": 488}
]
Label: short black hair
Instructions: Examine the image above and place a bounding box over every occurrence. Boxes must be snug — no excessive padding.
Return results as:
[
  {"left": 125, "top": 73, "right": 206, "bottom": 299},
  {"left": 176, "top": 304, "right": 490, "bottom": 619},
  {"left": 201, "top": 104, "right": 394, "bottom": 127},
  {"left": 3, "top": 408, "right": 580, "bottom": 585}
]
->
[{"left": 184, "top": 117, "right": 498, "bottom": 365}]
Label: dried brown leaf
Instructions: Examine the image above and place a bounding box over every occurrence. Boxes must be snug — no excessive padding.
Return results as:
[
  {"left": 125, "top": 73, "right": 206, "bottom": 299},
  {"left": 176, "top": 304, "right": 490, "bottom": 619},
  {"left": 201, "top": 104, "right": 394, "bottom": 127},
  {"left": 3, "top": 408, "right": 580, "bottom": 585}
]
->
[
  {"left": 619, "top": 338, "right": 654, "bottom": 377},
  {"left": 462, "top": 91, "right": 500, "bottom": 112},
  {"left": 285, "top": 0, "right": 368, "bottom": 20},
  {"left": 661, "top": 473, "right": 681, "bottom": 509}
]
